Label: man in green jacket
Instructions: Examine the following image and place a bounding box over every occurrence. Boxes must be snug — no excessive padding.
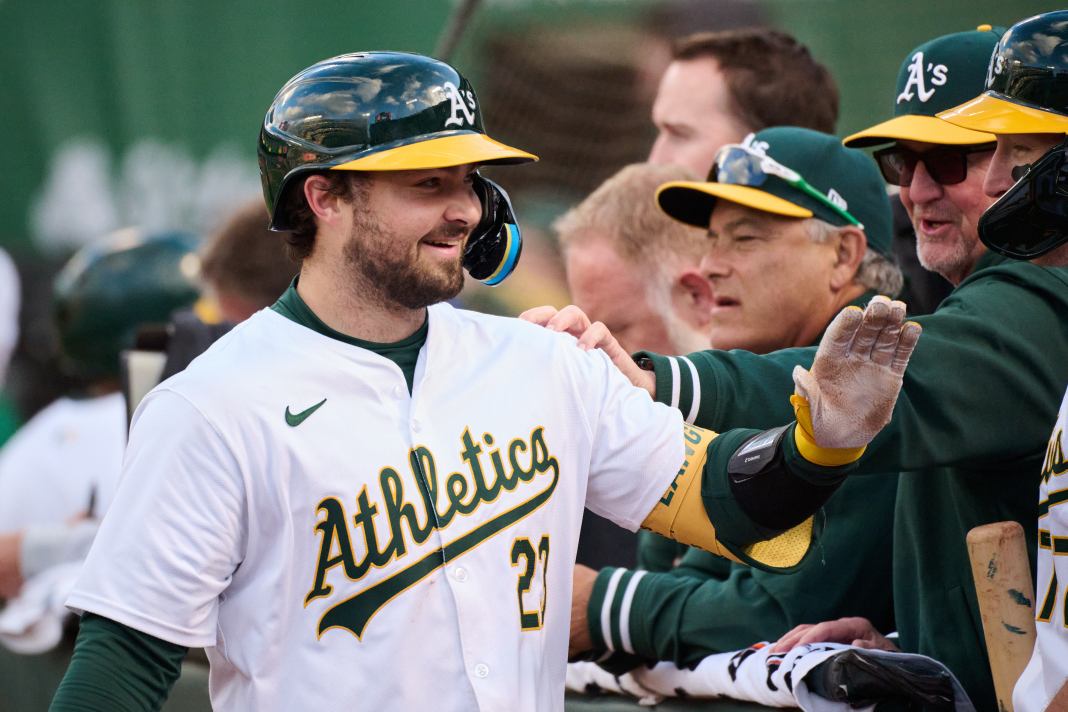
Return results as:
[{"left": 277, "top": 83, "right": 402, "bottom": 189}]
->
[
  {"left": 526, "top": 22, "right": 1068, "bottom": 711},
  {"left": 778, "top": 13, "right": 1068, "bottom": 709},
  {"left": 564, "top": 127, "right": 901, "bottom": 668},
  {"left": 925, "top": 17, "right": 1068, "bottom": 712}
]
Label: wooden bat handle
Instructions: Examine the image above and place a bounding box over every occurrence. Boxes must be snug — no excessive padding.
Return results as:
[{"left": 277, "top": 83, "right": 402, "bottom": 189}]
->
[{"left": 967, "top": 521, "right": 1037, "bottom": 712}]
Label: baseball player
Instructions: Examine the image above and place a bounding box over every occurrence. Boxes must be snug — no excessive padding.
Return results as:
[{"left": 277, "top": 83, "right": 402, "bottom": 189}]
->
[
  {"left": 49, "top": 52, "right": 919, "bottom": 712},
  {"left": 935, "top": 12, "right": 1068, "bottom": 712}
]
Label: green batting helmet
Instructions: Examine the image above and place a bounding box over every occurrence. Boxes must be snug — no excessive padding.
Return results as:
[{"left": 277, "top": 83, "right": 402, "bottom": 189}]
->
[
  {"left": 258, "top": 52, "right": 538, "bottom": 285},
  {"left": 53, "top": 230, "right": 202, "bottom": 380},
  {"left": 258, "top": 51, "right": 537, "bottom": 231}
]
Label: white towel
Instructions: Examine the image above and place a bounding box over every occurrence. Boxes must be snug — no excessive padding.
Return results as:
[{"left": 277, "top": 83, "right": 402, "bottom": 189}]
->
[{"left": 0, "top": 561, "right": 81, "bottom": 654}]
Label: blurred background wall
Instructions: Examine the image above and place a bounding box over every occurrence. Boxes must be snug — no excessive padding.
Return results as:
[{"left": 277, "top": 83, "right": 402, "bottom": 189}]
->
[{"left": 0, "top": 0, "right": 1056, "bottom": 418}]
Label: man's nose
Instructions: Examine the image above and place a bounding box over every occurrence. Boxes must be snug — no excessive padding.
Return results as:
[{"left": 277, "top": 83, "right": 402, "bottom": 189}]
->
[
  {"left": 700, "top": 246, "right": 731, "bottom": 279},
  {"left": 982, "top": 143, "right": 1020, "bottom": 199},
  {"left": 445, "top": 185, "right": 482, "bottom": 226},
  {"left": 907, "top": 159, "right": 945, "bottom": 204}
]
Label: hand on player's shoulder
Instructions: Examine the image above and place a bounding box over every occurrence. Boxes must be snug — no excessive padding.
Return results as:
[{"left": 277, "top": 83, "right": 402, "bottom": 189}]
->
[
  {"left": 518, "top": 305, "right": 654, "bottom": 396},
  {"left": 519, "top": 304, "right": 592, "bottom": 338}
]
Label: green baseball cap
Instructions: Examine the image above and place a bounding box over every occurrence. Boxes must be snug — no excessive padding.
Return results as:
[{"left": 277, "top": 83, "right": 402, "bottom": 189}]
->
[
  {"left": 657, "top": 126, "right": 894, "bottom": 256},
  {"left": 844, "top": 26, "right": 1002, "bottom": 147}
]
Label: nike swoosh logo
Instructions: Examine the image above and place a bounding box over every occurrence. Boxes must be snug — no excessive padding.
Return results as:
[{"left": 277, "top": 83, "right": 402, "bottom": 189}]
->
[{"left": 285, "top": 398, "right": 327, "bottom": 427}]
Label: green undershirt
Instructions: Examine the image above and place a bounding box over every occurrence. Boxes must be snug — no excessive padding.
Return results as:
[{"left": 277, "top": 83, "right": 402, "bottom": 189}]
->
[
  {"left": 50, "top": 613, "right": 187, "bottom": 711},
  {"left": 270, "top": 280, "right": 427, "bottom": 393}
]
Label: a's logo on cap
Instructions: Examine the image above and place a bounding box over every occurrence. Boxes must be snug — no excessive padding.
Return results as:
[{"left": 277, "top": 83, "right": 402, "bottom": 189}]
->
[
  {"left": 826, "top": 188, "right": 848, "bottom": 211},
  {"left": 443, "top": 81, "right": 477, "bottom": 128},
  {"left": 897, "top": 51, "right": 948, "bottom": 104}
]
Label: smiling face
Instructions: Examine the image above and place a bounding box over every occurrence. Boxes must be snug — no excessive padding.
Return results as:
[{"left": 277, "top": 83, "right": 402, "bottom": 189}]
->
[
  {"left": 342, "top": 165, "right": 481, "bottom": 309},
  {"left": 700, "top": 202, "right": 842, "bottom": 353},
  {"left": 648, "top": 58, "right": 750, "bottom": 177},
  {"left": 897, "top": 140, "right": 993, "bottom": 285}
]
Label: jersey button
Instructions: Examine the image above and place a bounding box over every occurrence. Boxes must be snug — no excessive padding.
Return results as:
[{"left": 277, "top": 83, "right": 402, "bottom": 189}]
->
[
  {"left": 392, "top": 385, "right": 405, "bottom": 398},
  {"left": 474, "top": 663, "right": 490, "bottom": 679},
  {"left": 411, "top": 419, "right": 422, "bottom": 432},
  {"left": 453, "top": 566, "right": 468, "bottom": 582}
]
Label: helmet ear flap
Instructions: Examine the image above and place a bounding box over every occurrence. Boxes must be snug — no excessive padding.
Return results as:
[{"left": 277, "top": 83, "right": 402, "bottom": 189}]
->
[
  {"left": 463, "top": 175, "right": 523, "bottom": 285},
  {"left": 979, "top": 139, "right": 1068, "bottom": 259}
]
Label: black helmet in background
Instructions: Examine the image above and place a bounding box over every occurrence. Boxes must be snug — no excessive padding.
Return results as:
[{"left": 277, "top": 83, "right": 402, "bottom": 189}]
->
[
  {"left": 53, "top": 230, "right": 202, "bottom": 381},
  {"left": 939, "top": 11, "right": 1068, "bottom": 259}
]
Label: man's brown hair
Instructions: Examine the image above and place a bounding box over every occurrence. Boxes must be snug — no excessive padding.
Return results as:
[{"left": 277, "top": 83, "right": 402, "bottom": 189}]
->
[
  {"left": 674, "top": 29, "right": 838, "bottom": 134},
  {"left": 277, "top": 172, "right": 368, "bottom": 261},
  {"left": 200, "top": 200, "right": 298, "bottom": 309}
]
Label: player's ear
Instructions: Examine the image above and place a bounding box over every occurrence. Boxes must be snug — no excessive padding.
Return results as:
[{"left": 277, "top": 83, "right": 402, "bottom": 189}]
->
[
  {"left": 304, "top": 175, "right": 346, "bottom": 223},
  {"left": 673, "top": 269, "right": 713, "bottom": 329},
  {"left": 829, "top": 226, "right": 866, "bottom": 291}
]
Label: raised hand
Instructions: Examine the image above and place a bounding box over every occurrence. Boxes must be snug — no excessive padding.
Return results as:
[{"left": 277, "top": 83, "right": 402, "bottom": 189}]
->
[{"left": 792, "top": 296, "right": 921, "bottom": 449}]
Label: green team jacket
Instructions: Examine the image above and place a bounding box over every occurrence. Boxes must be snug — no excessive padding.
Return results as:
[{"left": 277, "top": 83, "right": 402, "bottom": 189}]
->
[
  {"left": 587, "top": 294, "right": 898, "bottom": 667},
  {"left": 633, "top": 253, "right": 1068, "bottom": 712}
]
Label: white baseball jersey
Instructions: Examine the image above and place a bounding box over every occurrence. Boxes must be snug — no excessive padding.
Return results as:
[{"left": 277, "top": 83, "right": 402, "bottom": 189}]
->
[
  {"left": 0, "top": 392, "right": 125, "bottom": 533},
  {"left": 68, "top": 303, "right": 687, "bottom": 712},
  {"left": 1014, "top": 385, "right": 1068, "bottom": 712}
]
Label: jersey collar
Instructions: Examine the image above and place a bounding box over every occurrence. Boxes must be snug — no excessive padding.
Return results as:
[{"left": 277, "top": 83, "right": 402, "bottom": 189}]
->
[{"left": 270, "top": 278, "right": 429, "bottom": 352}]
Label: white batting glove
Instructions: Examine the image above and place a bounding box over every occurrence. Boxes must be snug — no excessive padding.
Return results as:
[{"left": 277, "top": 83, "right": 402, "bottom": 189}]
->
[{"left": 791, "top": 296, "right": 922, "bottom": 458}]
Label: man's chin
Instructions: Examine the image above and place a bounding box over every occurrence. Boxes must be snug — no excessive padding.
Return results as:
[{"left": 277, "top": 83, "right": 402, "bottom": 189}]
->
[
  {"left": 395, "top": 270, "right": 465, "bottom": 309},
  {"left": 917, "top": 242, "right": 974, "bottom": 284}
]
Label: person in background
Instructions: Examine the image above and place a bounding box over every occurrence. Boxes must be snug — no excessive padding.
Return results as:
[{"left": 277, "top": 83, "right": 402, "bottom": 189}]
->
[
  {"left": 647, "top": 28, "right": 838, "bottom": 177},
  {"left": 199, "top": 199, "right": 297, "bottom": 324},
  {"left": 565, "top": 127, "right": 901, "bottom": 667}
]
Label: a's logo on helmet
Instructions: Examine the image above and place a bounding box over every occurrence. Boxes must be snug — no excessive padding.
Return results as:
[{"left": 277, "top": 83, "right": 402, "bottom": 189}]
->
[
  {"left": 443, "top": 81, "right": 477, "bottom": 128},
  {"left": 896, "top": 51, "right": 948, "bottom": 104},
  {"left": 986, "top": 46, "right": 1005, "bottom": 89}
]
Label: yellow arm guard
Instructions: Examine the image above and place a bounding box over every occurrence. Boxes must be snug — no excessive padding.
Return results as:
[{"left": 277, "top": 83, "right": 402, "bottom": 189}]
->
[{"left": 640, "top": 424, "right": 815, "bottom": 570}]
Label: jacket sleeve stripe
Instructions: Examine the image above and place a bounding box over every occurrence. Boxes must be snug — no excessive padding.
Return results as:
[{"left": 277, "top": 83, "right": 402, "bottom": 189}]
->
[
  {"left": 599, "top": 568, "right": 627, "bottom": 651},
  {"left": 667, "top": 357, "right": 681, "bottom": 411},
  {"left": 617, "top": 570, "right": 646, "bottom": 654},
  {"left": 680, "top": 356, "right": 701, "bottom": 425}
]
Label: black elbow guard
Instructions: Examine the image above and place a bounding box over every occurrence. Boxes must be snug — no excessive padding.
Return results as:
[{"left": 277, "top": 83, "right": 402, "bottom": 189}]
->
[{"left": 727, "top": 424, "right": 850, "bottom": 534}]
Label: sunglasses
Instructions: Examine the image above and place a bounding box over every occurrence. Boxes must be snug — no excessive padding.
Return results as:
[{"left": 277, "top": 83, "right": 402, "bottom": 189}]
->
[
  {"left": 712, "top": 144, "right": 864, "bottom": 228},
  {"left": 873, "top": 143, "right": 995, "bottom": 187}
]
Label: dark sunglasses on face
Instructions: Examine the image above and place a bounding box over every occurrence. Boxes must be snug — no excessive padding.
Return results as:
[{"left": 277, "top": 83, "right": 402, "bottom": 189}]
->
[{"left": 873, "top": 143, "right": 996, "bottom": 187}]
